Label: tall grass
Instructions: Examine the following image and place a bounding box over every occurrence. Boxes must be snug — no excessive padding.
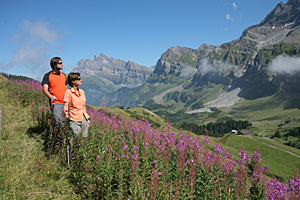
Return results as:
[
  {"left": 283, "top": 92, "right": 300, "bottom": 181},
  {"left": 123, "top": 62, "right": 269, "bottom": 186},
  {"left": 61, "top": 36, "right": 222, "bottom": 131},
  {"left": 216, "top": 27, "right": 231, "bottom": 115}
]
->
[
  {"left": 0, "top": 80, "right": 79, "bottom": 199},
  {"left": 1, "top": 79, "right": 300, "bottom": 199}
]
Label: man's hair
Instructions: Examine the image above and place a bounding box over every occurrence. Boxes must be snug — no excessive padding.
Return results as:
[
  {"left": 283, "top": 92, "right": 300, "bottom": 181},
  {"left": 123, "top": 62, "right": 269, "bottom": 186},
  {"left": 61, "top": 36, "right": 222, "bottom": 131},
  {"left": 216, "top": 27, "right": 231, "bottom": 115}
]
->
[
  {"left": 67, "top": 72, "right": 81, "bottom": 87},
  {"left": 50, "top": 57, "right": 62, "bottom": 69}
]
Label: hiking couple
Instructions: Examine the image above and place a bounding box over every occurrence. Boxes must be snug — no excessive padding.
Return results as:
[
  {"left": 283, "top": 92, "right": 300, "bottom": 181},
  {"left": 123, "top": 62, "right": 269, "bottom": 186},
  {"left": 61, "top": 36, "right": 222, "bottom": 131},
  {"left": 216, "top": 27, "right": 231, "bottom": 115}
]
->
[{"left": 42, "top": 57, "right": 91, "bottom": 138}]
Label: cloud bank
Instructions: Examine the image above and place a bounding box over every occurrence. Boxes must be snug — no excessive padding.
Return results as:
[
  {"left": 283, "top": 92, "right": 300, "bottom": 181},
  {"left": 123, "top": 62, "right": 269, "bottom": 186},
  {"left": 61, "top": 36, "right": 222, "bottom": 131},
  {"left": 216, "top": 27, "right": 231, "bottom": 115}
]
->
[
  {"left": 0, "top": 20, "right": 61, "bottom": 80},
  {"left": 269, "top": 55, "right": 300, "bottom": 74}
]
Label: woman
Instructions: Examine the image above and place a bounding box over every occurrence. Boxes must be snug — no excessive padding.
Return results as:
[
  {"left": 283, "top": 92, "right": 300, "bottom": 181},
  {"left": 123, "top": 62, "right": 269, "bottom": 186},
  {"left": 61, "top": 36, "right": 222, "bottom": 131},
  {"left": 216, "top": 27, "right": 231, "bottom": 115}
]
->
[{"left": 63, "top": 72, "right": 91, "bottom": 138}]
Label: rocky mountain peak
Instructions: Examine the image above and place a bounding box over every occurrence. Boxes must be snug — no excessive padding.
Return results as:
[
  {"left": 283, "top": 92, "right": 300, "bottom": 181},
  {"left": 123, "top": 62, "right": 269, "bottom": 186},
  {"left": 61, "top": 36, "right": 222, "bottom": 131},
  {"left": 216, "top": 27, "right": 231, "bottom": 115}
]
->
[
  {"left": 151, "top": 46, "right": 197, "bottom": 80},
  {"left": 260, "top": 0, "right": 300, "bottom": 27},
  {"left": 94, "top": 53, "right": 109, "bottom": 60},
  {"left": 162, "top": 46, "right": 194, "bottom": 59},
  {"left": 197, "top": 44, "right": 218, "bottom": 57},
  {"left": 218, "top": 0, "right": 300, "bottom": 67},
  {"left": 72, "top": 53, "right": 153, "bottom": 85}
]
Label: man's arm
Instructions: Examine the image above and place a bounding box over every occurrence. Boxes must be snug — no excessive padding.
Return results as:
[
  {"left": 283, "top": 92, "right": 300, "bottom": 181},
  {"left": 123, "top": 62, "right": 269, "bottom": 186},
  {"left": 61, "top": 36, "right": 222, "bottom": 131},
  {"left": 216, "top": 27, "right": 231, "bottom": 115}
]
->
[
  {"left": 63, "top": 90, "right": 69, "bottom": 118},
  {"left": 43, "top": 84, "right": 56, "bottom": 102}
]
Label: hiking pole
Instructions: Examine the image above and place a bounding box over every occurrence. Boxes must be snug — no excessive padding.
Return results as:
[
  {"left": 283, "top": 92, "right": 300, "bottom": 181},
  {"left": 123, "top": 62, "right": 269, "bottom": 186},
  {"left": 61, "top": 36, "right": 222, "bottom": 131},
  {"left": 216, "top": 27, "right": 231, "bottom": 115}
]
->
[{"left": 66, "top": 118, "right": 70, "bottom": 168}]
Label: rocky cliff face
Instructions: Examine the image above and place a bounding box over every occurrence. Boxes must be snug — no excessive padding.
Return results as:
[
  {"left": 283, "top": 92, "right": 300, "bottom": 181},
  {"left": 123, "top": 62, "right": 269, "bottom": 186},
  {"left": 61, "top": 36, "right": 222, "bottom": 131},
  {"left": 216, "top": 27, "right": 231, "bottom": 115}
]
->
[
  {"left": 221, "top": 0, "right": 300, "bottom": 65},
  {"left": 148, "top": 46, "right": 198, "bottom": 84},
  {"left": 73, "top": 53, "right": 153, "bottom": 87},
  {"left": 71, "top": 53, "right": 153, "bottom": 105}
]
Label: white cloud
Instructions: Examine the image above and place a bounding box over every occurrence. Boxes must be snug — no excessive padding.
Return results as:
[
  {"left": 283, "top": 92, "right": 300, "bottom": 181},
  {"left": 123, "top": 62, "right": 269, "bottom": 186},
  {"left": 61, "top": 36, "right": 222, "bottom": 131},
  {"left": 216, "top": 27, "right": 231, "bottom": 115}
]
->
[
  {"left": 269, "top": 55, "right": 300, "bottom": 74},
  {"left": 21, "top": 20, "right": 58, "bottom": 44},
  {"left": 1, "top": 20, "right": 60, "bottom": 80},
  {"left": 198, "top": 58, "right": 238, "bottom": 73},
  {"left": 226, "top": 14, "right": 231, "bottom": 20},
  {"left": 180, "top": 64, "right": 197, "bottom": 77},
  {"left": 233, "top": 2, "right": 237, "bottom": 10}
]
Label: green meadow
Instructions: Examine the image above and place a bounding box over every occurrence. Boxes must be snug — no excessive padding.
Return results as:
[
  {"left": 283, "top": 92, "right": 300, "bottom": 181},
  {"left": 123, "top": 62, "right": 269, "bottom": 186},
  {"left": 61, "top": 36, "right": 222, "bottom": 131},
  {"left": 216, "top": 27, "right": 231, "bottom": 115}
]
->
[{"left": 219, "top": 134, "right": 300, "bottom": 181}]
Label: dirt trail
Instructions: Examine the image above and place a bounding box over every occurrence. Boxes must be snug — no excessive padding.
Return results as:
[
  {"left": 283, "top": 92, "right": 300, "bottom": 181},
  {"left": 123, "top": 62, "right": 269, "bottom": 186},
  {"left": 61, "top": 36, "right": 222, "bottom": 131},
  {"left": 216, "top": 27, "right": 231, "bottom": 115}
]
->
[{"left": 238, "top": 135, "right": 300, "bottom": 159}]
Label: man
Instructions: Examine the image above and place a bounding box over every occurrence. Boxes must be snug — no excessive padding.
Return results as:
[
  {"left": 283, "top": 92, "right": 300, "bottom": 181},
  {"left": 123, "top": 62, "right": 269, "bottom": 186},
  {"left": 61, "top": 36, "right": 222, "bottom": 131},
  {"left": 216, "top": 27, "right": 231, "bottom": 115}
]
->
[{"left": 42, "top": 57, "right": 67, "bottom": 127}]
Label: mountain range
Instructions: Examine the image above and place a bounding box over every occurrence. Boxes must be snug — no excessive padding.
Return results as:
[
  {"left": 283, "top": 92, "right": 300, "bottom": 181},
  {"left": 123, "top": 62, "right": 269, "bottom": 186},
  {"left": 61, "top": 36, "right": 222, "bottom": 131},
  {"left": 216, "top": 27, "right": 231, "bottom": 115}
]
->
[
  {"left": 72, "top": 0, "right": 300, "bottom": 112},
  {"left": 72, "top": 53, "right": 153, "bottom": 105}
]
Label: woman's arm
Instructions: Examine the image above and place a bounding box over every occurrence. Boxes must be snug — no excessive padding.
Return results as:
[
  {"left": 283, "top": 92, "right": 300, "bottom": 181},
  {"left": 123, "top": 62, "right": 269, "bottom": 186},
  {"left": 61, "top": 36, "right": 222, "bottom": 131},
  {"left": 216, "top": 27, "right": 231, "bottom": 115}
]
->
[
  {"left": 82, "top": 90, "right": 92, "bottom": 127},
  {"left": 85, "top": 105, "right": 92, "bottom": 127}
]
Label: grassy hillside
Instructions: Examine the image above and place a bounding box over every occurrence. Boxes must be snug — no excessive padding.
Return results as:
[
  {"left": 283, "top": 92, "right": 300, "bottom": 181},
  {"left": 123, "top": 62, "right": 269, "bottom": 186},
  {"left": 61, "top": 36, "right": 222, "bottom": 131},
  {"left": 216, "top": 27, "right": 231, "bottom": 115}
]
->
[
  {"left": 90, "top": 105, "right": 197, "bottom": 137},
  {"left": 0, "top": 80, "right": 79, "bottom": 199},
  {"left": 219, "top": 134, "right": 300, "bottom": 181}
]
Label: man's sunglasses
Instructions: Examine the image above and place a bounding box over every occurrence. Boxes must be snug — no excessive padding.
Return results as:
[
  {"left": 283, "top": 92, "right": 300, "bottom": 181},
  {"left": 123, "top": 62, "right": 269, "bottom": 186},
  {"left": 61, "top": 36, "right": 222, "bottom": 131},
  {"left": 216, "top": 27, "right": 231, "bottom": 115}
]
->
[
  {"left": 58, "top": 62, "right": 63, "bottom": 64},
  {"left": 74, "top": 77, "right": 81, "bottom": 81}
]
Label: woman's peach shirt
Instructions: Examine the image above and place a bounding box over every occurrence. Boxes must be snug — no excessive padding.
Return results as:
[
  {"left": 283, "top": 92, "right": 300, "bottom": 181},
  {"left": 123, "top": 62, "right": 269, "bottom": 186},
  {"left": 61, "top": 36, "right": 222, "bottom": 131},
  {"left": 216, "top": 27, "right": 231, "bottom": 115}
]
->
[{"left": 63, "top": 88, "right": 90, "bottom": 121}]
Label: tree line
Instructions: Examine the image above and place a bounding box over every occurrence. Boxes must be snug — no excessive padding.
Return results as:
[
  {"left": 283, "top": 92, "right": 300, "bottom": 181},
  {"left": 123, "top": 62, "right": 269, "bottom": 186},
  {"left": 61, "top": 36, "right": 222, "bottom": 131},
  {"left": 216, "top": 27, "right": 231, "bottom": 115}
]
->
[
  {"left": 180, "top": 119, "right": 252, "bottom": 137},
  {"left": 283, "top": 127, "right": 300, "bottom": 150}
]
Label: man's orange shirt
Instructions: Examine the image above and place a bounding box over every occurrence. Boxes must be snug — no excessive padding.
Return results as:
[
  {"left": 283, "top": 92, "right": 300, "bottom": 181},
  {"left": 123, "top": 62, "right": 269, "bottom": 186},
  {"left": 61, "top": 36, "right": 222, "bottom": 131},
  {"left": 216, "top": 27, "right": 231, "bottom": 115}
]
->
[
  {"left": 63, "top": 88, "right": 90, "bottom": 122},
  {"left": 42, "top": 71, "right": 67, "bottom": 104}
]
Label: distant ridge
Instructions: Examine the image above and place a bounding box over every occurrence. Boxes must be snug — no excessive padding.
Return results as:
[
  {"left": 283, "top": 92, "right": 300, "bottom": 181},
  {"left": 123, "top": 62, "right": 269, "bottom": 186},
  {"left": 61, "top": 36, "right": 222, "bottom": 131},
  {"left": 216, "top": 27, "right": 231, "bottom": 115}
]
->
[{"left": 71, "top": 53, "right": 153, "bottom": 105}]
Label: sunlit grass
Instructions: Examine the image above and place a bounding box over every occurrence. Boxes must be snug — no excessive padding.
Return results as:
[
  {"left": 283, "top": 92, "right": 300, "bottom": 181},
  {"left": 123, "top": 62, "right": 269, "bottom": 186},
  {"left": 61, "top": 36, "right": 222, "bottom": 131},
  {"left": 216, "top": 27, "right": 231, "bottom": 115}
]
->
[
  {"left": 0, "top": 81, "right": 79, "bottom": 199},
  {"left": 219, "top": 134, "right": 300, "bottom": 181}
]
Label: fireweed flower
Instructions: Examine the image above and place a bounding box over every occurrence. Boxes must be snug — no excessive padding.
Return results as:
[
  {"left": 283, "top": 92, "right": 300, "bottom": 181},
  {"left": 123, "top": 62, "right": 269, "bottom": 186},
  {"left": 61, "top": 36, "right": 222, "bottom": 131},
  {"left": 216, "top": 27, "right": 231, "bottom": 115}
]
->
[
  {"left": 202, "top": 135, "right": 209, "bottom": 146},
  {"left": 263, "top": 166, "right": 269, "bottom": 174},
  {"left": 150, "top": 168, "right": 161, "bottom": 200},
  {"left": 288, "top": 176, "right": 300, "bottom": 199},
  {"left": 222, "top": 159, "right": 236, "bottom": 175},
  {"left": 96, "top": 155, "right": 101, "bottom": 162},
  {"left": 106, "top": 145, "right": 113, "bottom": 152},
  {"left": 265, "top": 178, "right": 288, "bottom": 199},
  {"left": 122, "top": 140, "right": 128, "bottom": 151},
  {"left": 252, "top": 151, "right": 261, "bottom": 162},
  {"left": 214, "top": 144, "right": 223, "bottom": 154},
  {"left": 237, "top": 150, "right": 251, "bottom": 165},
  {"left": 192, "top": 137, "right": 201, "bottom": 150},
  {"left": 132, "top": 146, "right": 139, "bottom": 160}
]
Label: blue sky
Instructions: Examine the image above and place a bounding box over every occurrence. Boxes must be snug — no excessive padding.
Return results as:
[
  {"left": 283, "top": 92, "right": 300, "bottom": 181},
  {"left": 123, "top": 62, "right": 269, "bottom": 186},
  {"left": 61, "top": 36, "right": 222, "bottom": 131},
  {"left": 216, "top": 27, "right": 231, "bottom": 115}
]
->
[{"left": 0, "top": 0, "right": 287, "bottom": 80}]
